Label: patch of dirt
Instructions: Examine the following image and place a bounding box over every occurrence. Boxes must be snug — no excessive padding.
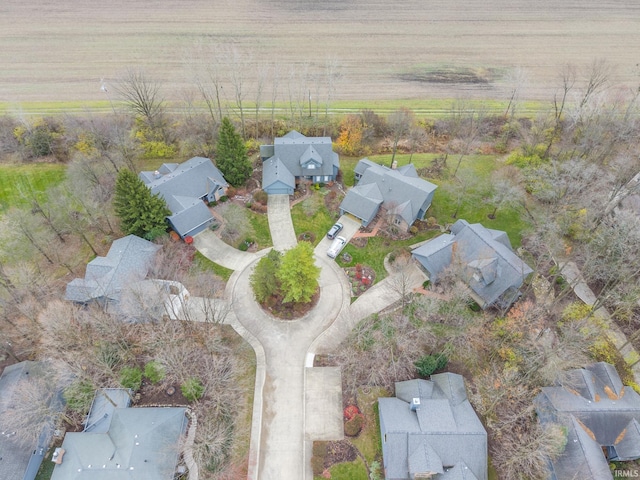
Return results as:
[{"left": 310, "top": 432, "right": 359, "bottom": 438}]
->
[
  {"left": 298, "top": 231, "right": 316, "bottom": 243},
  {"left": 136, "top": 380, "right": 190, "bottom": 406}
]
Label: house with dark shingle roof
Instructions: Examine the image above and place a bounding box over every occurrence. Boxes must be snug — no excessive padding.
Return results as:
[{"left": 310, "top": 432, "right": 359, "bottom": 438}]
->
[
  {"left": 260, "top": 130, "right": 340, "bottom": 195},
  {"left": 51, "top": 388, "right": 187, "bottom": 480},
  {"left": 0, "top": 361, "right": 65, "bottom": 480},
  {"left": 534, "top": 362, "right": 640, "bottom": 480},
  {"left": 379, "top": 373, "right": 487, "bottom": 480},
  {"left": 412, "top": 219, "right": 532, "bottom": 310},
  {"left": 65, "top": 235, "right": 160, "bottom": 308},
  {"left": 140, "top": 156, "right": 228, "bottom": 239},
  {"left": 340, "top": 159, "right": 437, "bottom": 231}
]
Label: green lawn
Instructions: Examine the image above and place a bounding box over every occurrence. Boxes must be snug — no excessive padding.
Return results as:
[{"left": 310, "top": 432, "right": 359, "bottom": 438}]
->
[
  {"left": 290, "top": 193, "right": 337, "bottom": 245},
  {"left": 0, "top": 163, "right": 66, "bottom": 212},
  {"left": 247, "top": 209, "right": 272, "bottom": 248},
  {"left": 193, "top": 251, "right": 234, "bottom": 281},
  {"left": 338, "top": 230, "right": 439, "bottom": 284},
  {"left": 34, "top": 450, "right": 55, "bottom": 480}
]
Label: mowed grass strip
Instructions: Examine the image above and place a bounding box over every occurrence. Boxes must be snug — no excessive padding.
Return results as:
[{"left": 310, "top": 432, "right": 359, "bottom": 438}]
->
[{"left": 0, "top": 163, "right": 66, "bottom": 212}]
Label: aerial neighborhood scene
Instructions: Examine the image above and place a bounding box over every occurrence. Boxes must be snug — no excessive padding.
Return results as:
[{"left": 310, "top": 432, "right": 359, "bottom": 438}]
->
[{"left": 2, "top": 1, "right": 640, "bottom": 480}]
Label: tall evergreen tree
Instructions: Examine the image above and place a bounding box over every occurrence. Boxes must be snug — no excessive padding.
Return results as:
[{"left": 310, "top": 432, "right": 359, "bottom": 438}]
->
[
  {"left": 250, "top": 250, "right": 282, "bottom": 303},
  {"left": 215, "top": 117, "right": 252, "bottom": 186},
  {"left": 113, "top": 168, "right": 170, "bottom": 240},
  {"left": 276, "top": 242, "right": 320, "bottom": 303}
]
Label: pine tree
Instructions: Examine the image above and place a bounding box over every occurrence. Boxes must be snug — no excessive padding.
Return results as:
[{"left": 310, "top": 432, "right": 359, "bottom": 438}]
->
[
  {"left": 250, "top": 250, "right": 282, "bottom": 303},
  {"left": 215, "top": 117, "right": 252, "bottom": 187},
  {"left": 276, "top": 242, "right": 320, "bottom": 303},
  {"left": 113, "top": 169, "right": 170, "bottom": 240}
]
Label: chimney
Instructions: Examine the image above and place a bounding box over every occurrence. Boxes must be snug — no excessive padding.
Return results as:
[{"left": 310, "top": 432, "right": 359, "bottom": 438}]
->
[{"left": 410, "top": 397, "right": 420, "bottom": 412}]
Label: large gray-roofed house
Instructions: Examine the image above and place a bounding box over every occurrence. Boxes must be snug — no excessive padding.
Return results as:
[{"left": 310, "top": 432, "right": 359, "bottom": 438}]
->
[
  {"left": 340, "top": 159, "right": 437, "bottom": 230},
  {"left": 412, "top": 219, "right": 533, "bottom": 310},
  {"left": 65, "top": 235, "right": 160, "bottom": 307},
  {"left": 0, "top": 361, "right": 65, "bottom": 480},
  {"left": 379, "top": 373, "right": 487, "bottom": 480},
  {"left": 51, "top": 391, "right": 187, "bottom": 480},
  {"left": 260, "top": 130, "right": 340, "bottom": 195},
  {"left": 534, "top": 362, "right": 640, "bottom": 480},
  {"left": 140, "top": 156, "right": 228, "bottom": 238}
]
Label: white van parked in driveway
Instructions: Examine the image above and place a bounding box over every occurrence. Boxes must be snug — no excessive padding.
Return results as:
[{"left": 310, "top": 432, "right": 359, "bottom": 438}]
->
[{"left": 327, "top": 236, "right": 347, "bottom": 259}]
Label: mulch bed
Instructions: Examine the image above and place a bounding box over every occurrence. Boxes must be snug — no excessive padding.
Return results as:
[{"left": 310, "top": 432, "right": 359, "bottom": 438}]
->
[
  {"left": 344, "top": 265, "right": 376, "bottom": 297},
  {"left": 137, "top": 380, "right": 190, "bottom": 406},
  {"left": 259, "top": 288, "right": 320, "bottom": 320},
  {"left": 324, "top": 440, "right": 358, "bottom": 467}
]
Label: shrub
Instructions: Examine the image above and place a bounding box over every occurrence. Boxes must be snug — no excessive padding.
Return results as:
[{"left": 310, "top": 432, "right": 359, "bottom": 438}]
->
[
  {"left": 253, "top": 190, "right": 268, "bottom": 205},
  {"left": 144, "top": 361, "right": 166, "bottom": 384},
  {"left": 414, "top": 353, "right": 448, "bottom": 377},
  {"left": 344, "top": 404, "right": 361, "bottom": 421},
  {"left": 181, "top": 377, "right": 205, "bottom": 402},
  {"left": 409, "top": 225, "right": 419, "bottom": 235},
  {"left": 313, "top": 441, "right": 328, "bottom": 457},
  {"left": 64, "top": 379, "right": 95, "bottom": 414},
  {"left": 344, "top": 414, "right": 364, "bottom": 436},
  {"left": 239, "top": 242, "right": 249, "bottom": 251},
  {"left": 310, "top": 454, "right": 325, "bottom": 476},
  {"left": 120, "top": 366, "right": 143, "bottom": 391},
  {"left": 219, "top": 195, "right": 229, "bottom": 202}
]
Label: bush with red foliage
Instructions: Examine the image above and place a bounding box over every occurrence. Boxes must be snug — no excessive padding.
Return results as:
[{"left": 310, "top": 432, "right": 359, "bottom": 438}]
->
[{"left": 344, "top": 404, "right": 361, "bottom": 420}]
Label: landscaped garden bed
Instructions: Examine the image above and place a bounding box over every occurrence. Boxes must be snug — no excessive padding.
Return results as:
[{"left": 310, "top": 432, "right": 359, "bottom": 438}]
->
[{"left": 344, "top": 264, "right": 376, "bottom": 297}]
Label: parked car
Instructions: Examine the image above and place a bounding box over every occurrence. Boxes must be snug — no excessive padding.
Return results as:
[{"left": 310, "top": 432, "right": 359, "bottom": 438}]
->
[
  {"left": 327, "top": 236, "right": 347, "bottom": 259},
  {"left": 327, "top": 222, "right": 343, "bottom": 239}
]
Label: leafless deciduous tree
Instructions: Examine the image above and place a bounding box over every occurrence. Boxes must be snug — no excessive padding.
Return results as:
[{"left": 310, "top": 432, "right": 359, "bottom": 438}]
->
[
  {"left": 0, "top": 361, "right": 70, "bottom": 448},
  {"left": 115, "top": 69, "right": 165, "bottom": 130},
  {"left": 387, "top": 107, "right": 414, "bottom": 165}
]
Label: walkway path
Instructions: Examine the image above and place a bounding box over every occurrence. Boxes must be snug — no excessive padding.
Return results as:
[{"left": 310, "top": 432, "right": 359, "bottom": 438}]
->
[
  {"left": 191, "top": 196, "right": 419, "bottom": 480},
  {"left": 559, "top": 260, "right": 640, "bottom": 380}
]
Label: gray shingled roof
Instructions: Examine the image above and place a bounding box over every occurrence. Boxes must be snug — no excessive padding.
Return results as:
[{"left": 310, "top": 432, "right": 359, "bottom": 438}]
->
[
  {"left": 51, "top": 407, "right": 187, "bottom": 480},
  {"left": 83, "top": 389, "right": 132, "bottom": 434},
  {"left": 341, "top": 159, "right": 437, "bottom": 227},
  {"left": 140, "top": 157, "right": 227, "bottom": 238},
  {"left": 262, "top": 157, "right": 295, "bottom": 192},
  {"left": 65, "top": 235, "right": 160, "bottom": 305},
  {"left": 261, "top": 131, "right": 340, "bottom": 192},
  {"left": 339, "top": 183, "right": 384, "bottom": 225},
  {"left": 412, "top": 219, "right": 532, "bottom": 309},
  {"left": 0, "top": 361, "right": 64, "bottom": 480},
  {"left": 535, "top": 362, "right": 640, "bottom": 478},
  {"left": 379, "top": 374, "right": 487, "bottom": 480}
]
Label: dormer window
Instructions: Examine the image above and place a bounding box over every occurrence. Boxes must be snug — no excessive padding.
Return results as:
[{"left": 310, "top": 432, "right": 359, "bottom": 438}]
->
[{"left": 307, "top": 163, "right": 316, "bottom": 169}]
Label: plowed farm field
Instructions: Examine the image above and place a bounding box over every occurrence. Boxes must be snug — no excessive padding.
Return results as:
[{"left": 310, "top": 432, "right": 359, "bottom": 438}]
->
[{"left": 1, "top": 0, "right": 639, "bottom": 104}]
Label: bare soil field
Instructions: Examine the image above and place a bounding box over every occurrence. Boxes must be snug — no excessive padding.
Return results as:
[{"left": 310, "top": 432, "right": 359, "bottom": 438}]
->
[{"left": 1, "top": 0, "right": 639, "bottom": 105}]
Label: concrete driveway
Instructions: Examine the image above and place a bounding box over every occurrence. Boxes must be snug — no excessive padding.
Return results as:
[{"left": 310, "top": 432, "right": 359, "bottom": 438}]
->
[
  {"left": 314, "top": 215, "right": 361, "bottom": 258},
  {"left": 267, "top": 194, "right": 298, "bottom": 251},
  {"left": 193, "top": 230, "right": 267, "bottom": 271}
]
